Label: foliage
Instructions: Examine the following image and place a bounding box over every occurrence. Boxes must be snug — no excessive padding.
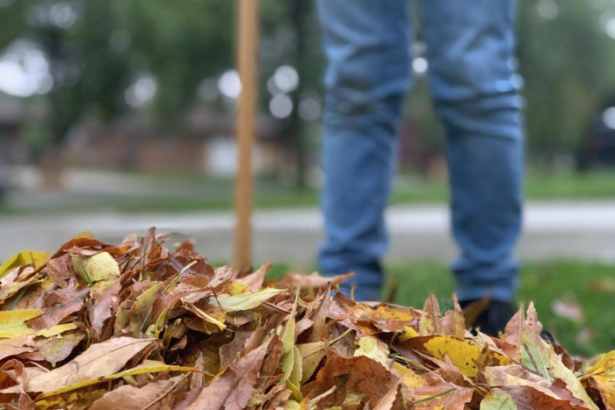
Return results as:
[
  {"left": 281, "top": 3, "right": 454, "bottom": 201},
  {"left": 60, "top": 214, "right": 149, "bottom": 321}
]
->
[
  {"left": 115, "top": 0, "right": 234, "bottom": 123},
  {"left": 0, "top": 0, "right": 132, "bottom": 158},
  {"left": 517, "top": 0, "right": 615, "bottom": 163},
  {"left": 2, "top": 0, "right": 615, "bottom": 167},
  {"left": 1, "top": 228, "right": 615, "bottom": 409}
]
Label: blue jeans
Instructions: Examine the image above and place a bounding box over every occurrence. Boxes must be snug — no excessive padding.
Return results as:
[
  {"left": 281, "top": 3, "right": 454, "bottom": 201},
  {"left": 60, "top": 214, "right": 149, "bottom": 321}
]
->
[{"left": 317, "top": 0, "right": 524, "bottom": 302}]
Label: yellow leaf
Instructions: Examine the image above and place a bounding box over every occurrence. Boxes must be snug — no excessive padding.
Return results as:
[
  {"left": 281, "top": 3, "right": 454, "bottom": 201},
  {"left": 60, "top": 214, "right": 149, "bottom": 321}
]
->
[
  {"left": 298, "top": 341, "right": 325, "bottom": 384},
  {"left": 549, "top": 349, "right": 598, "bottom": 410},
  {"left": 287, "top": 345, "right": 303, "bottom": 401},
  {"left": 290, "top": 345, "right": 303, "bottom": 385},
  {"left": 72, "top": 252, "right": 120, "bottom": 283},
  {"left": 582, "top": 351, "right": 615, "bottom": 380},
  {"left": 0, "top": 309, "right": 43, "bottom": 338},
  {"left": 480, "top": 390, "right": 517, "bottom": 410},
  {"left": 281, "top": 288, "right": 299, "bottom": 385},
  {"left": 37, "top": 323, "right": 78, "bottom": 338},
  {"left": 588, "top": 376, "right": 615, "bottom": 408},
  {"left": 227, "top": 281, "right": 251, "bottom": 296},
  {"left": 399, "top": 325, "right": 419, "bottom": 342},
  {"left": 582, "top": 354, "right": 615, "bottom": 410},
  {"left": 354, "top": 304, "right": 416, "bottom": 333},
  {"left": 354, "top": 336, "right": 389, "bottom": 368},
  {"left": 129, "top": 281, "right": 164, "bottom": 337},
  {"left": 73, "top": 230, "right": 94, "bottom": 239},
  {"left": 344, "top": 392, "right": 367, "bottom": 406},
  {"left": 0, "top": 310, "right": 76, "bottom": 339},
  {"left": 0, "top": 274, "right": 42, "bottom": 303},
  {"left": 581, "top": 351, "right": 615, "bottom": 407},
  {"left": 213, "top": 288, "right": 284, "bottom": 312},
  {"left": 393, "top": 362, "right": 425, "bottom": 389},
  {"left": 284, "top": 401, "right": 302, "bottom": 410},
  {"left": 422, "top": 336, "right": 483, "bottom": 377},
  {"left": 184, "top": 304, "right": 227, "bottom": 331},
  {"left": 0, "top": 251, "right": 49, "bottom": 279},
  {"left": 36, "top": 360, "right": 196, "bottom": 399}
]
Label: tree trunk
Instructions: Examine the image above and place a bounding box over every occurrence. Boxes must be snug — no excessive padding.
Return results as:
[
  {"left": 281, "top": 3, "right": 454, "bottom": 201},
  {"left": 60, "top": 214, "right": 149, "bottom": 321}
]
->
[
  {"left": 39, "top": 143, "right": 66, "bottom": 191},
  {"left": 289, "top": 0, "right": 309, "bottom": 189}
]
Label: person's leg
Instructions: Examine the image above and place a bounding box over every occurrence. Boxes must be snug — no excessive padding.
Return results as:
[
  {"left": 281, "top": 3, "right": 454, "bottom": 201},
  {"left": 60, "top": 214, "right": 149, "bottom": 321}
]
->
[
  {"left": 422, "top": 0, "right": 524, "bottom": 303},
  {"left": 316, "top": 0, "right": 411, "bottom": 301}
]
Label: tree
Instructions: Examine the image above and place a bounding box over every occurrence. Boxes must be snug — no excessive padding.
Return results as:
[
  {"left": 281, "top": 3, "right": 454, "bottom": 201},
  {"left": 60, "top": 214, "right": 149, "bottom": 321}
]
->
[
  {"left": 1, "top": 0, "right": 132, "bottom": 187},
  {"left": 517, "top": 0, "right": 615, "bottom": 168},
  {"left": 116, "top": 0, "right": 234, "bottom": 124}
]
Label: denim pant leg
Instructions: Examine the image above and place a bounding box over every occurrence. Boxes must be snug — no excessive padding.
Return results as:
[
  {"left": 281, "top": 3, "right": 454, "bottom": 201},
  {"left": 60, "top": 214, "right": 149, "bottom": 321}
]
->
[
  {"left": 422, "top": 0, "right": 524, "bottom": 303},
  {"left": 316, "top": 0, "right": 411, "bottom": 301}
]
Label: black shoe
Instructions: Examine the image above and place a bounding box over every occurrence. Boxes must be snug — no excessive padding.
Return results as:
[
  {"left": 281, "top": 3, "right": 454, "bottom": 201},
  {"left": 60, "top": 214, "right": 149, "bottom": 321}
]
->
[
  {"left": 460, "top": 299, "right": 515, "bottom": 337},
  {"left": 460, "top": 299, "right": 557, "bottom": 343}
]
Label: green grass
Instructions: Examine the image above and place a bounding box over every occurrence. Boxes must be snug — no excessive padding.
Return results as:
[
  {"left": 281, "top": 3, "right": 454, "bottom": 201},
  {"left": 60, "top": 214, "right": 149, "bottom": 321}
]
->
[
  {"left": 4, "top": 169, "right": 615, "bottom": 215},
  {"left": 524, "top": 170, "right": 615, "bottom": 200},
  {"left": 265, "top": 261, "right": 615, "bottom": 357},
  {"left": 108, "top": 169, "right": 615, "bottom": 212}
]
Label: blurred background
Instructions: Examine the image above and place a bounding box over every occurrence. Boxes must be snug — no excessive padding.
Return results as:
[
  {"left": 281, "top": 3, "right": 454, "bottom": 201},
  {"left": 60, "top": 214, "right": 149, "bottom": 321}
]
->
[{"left": 1, "top": 0, "right": 615, "bottom": 354}]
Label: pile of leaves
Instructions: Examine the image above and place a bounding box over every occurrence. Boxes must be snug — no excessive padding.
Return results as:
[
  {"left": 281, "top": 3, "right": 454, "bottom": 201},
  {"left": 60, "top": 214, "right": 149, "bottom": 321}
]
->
[{"left": 1, "top": 228, "right": 614, "bottom": 410}]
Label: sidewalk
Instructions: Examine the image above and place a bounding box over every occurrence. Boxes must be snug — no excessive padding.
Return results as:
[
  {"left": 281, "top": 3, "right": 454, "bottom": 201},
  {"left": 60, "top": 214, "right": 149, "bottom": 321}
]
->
[{"left": 1, "top": 200, "right": 614, "bottom": 265}]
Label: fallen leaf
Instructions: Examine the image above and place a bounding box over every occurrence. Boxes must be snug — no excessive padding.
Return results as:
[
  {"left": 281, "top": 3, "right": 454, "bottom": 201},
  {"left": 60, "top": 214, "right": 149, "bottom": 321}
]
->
[
  {"left": 128, "top": 281, "right": 165, "bottom": 337},
  {"left": 0, "top": 309, "right": 43, "bottom": 338},
  {"left": 354, "top": 336, "right": 390, "bottom": 368},
  {"left": 26, "top": 288, "right": 88, "bottom": 331},
  {"left": 420, "top": 295, "right": 444, "bottom": 336},
  {"left": 0, "top": 336, "right": 36, "bottom": 360},
  {"left": 185, "top": 339, "right": 272, "bottom": 410},
  {"left": 501, "top": 385, "right": 591, "bottom": 410},
  {"left": 551, "top": 299, "right": 584, "bottom": 324},
  {"left": 480, "top": 389, "right": 517, "bottom": 410},
  {"left": 212, "top": 288, "right": 284, "bottom": 312},
  {"left": 278, "top": 271, "right": 356, "bottom": 291},
  {"left": 581, "top": 351, "right": 615, "bottom": 409},
  {"left": 373, "top": 382, "right": 402, "bottom": 410},
  {"left": 298, "top": 341, "right": 325, "bottom": 384},
  {"left": 409, "top": 380, "right": 473, "bottom": 410},
  {"left": 71, "top": 252, "right": 120, "bottom": 284},
  {"left": 237, "top": 262, "right": 271, "bottom": 292},
  {"left": 9, "top": 336, "right": 154, "bottom": 393},
  {"left": 36, "top": 330, "right": 85, "bottom": 366},
  {"left": 354, "top": 304, "right": 417, "bottom": 334},
  {"left": 0, "top": 251, "right": 49, "bottom": 279},
  {"left": 442, "top": 295, "right": 465, "bottom": 338},
  {"left": 0, "top": 228, "right": 612, "bottom": 410},
  {"left": 88, "top": 376, "right": 183, "bottom": 410},
  {"left": 89, "top": 279, "right": 121, "bottom": 339},
  {"left": 588, "top": 277, "right": 615, "bottom": 293}
]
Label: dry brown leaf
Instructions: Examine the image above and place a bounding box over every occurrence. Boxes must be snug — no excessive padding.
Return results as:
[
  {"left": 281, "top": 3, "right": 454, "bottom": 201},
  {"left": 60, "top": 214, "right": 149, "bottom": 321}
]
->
[
  {"left": 2, "top": 337, "right": 154, "bottom": 394},
  {"left": 551, "top": 298, "right": 584, "bottom": 324},
  {"left": 0, "top": 228, "right": 611, "bottom": 410},
  {"left": 89, "top": 376, "right": 183, "bottom": 410},
  {"left": 185, "top": 338, "right": 272, "bottom": 410},
  {"left": 26, "top": 288, "right": 88, "bottom": 331},
  {"left": 420, "top": 295, "right": 444, "bottom": 336}
]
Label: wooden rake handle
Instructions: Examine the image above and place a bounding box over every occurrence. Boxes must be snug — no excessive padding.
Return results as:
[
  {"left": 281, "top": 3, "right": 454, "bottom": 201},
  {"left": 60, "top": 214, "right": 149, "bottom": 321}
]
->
[{"left": 234, "top": 0, "right": 259, "bottom": 270}]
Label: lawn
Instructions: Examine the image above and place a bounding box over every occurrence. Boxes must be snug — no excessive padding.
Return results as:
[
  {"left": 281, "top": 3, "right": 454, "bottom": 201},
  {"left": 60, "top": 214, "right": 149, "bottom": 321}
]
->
[
  {"left": 4, "top": 168, "right": 615, "bottom": 214},
  {"left": 266, "top": 260, "right": 615, "bottom": 357},
  {"left": 123, "top": 169, "right": 615, "bottom": 212}
]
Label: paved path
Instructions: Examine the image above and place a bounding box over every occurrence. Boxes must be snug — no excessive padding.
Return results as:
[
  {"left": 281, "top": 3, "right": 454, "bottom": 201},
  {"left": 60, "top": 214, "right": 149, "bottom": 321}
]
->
[{"left": 2, "top": 200, "right": 615, "bottom": 266}]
